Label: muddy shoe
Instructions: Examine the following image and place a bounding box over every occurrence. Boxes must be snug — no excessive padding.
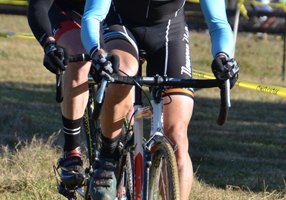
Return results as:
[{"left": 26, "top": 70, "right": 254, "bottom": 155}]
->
[
  {"left": 89, "top": 159, "right": 117, "bottom": 200},
  {"left": 58, "top": 148, "right": 84, "bottom": 187}
]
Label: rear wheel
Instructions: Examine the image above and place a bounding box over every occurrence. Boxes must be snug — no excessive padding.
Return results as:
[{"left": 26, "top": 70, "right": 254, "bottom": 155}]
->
[
  {"left": 117, "top": 121, "right": 134, "bottom": 199},
  {"left": 81, "top": 84, "right": 101, "bottom": 199},
  {"left": 148, "top": 141, "right": 180, "bottom": 200},
  {"left": 82, "top": 84, "right": 100, "bottom": 165}
]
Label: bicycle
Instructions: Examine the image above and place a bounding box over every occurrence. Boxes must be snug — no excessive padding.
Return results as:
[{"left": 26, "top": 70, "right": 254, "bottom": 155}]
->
[{"left": 54, "top": 51, "right": 231, "bottom": 200}]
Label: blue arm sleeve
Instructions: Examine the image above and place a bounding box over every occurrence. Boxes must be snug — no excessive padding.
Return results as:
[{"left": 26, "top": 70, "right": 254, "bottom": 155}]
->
[
  {"left": 81, "top": 0, "right": 112, "bottom": 56},
  {"left": 200, "top": 0, "right": 235, "bottom": 58}
]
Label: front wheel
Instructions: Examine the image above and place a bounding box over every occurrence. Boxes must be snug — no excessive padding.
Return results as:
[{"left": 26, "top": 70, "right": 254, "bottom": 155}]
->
[{"left": 148, "top": 141, "right": 180, "bottom": 200}]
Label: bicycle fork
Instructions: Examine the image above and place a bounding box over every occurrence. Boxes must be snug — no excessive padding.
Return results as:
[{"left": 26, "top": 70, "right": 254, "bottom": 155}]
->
[{"left": 133, "top": 104, "right": 145, "bottom": 200}]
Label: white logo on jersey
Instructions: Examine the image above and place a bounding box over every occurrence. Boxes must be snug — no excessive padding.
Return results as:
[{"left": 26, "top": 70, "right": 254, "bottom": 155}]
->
[
  {"left": 182, "top": 26, "right": 189, "bottom": 43},
  {"left": 181, "top": 28, "right": 192, "bottom": 78}
]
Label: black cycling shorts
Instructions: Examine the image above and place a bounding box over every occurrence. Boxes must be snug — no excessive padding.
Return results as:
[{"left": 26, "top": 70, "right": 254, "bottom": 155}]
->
[
  {"left": 103, "top": 7, "right": 194, "bottom": 97},
  {"left": 103, "top": 7, "right": 193, "bottom": 80}
]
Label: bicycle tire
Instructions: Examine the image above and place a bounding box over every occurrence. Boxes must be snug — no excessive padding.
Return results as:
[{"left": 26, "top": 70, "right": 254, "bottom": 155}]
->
[
  {"left": 148, "top": 141, "right": 180, "bottom": 200},
  {"left": 80, "top": 84, "right": 102, "bottom": 200},
  {"left": 125, "top": 148, "right": 134, "bottom": 199},
  {"left": 82, "top": 84, "right": 100, "bottom": 165},
  {"left": 123, "top": 121, "right": 134, "bottom": 199},
  {"left": 117, "top": 121, "right": 134, "bottom": 200}
]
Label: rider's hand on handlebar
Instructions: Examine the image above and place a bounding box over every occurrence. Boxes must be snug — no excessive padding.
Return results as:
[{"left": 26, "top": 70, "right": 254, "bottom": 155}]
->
[
  {"left": 43, "top": 40, "right": 68, "bottom": 74},
  {"left": 91, "top": 51, "right": 119, "bottom": 82},
  {"left": 211, "top": 53, "right": 239, "bottom": 89}
]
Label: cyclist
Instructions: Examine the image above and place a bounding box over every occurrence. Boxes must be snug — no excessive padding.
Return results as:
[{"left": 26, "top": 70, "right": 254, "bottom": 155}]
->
[
  {"left": 81, "top": 0, "right": 239, "bottom": 199},
  {"left": 27, "top": 0, "right": 113, "bottom": 188}
]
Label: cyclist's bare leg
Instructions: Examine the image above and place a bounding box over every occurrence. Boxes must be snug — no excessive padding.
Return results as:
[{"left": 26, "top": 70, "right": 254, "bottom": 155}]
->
[
  {"left": 56, "top": 29, "right": 90, "bottom": 120},
  {"left": 163, "top": 95, "right": 194, "bottom": 200},
  {"left": 55, "top": 28, "right": 90, "bottom": 187},
  {"left": 101, "top": 39, "right": 138, "bottom": 139}
]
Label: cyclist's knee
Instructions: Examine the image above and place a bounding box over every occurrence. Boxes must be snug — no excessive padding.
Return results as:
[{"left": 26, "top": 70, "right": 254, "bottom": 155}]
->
[
  {"left": 165, "top": 123, "right": 189, "bottom": 140},
  {"left": 118, "top": 58, "right": 138, "bottom": 76},
  {"left": 66, "top": 62, "right": 90, "bottom": 83},
  {"left": 165, "top": 128, "right": 189, "bottom": 153},
  {"left": 113, "top": 52, "right": 138, "bottom": 76}
]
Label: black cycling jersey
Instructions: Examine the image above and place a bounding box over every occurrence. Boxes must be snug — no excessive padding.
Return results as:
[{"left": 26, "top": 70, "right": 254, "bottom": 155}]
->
[
  {"left": 54, "top": 0, "right": 85, "bottom": 15},
  {"left": 112, "top": 0, "right": 185, "bottom": 25},
  {"left": 28, "top": 0, "right": 185, "bottom": 46}
]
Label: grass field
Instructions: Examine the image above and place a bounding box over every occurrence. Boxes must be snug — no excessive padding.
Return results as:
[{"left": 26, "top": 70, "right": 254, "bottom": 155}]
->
[{"left": 0, "top": 14, "right": 286, "bottom": 199}]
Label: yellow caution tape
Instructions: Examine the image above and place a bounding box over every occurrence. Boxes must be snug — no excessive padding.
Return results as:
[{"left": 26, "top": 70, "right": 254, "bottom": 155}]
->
[
  {"left": 239, "top": 0, "right": 249, "bottom": 19},
  {"left": 193, "top": 69, "right": 215, "bottom": 80},
  {"left": 0, "top": 0, "right": 27, "bottom": 6},
  {"left": 186, "top": 0, "right": 200, "bottom": 3},
  {"left": 193, "top": 69, "right": 286, "bottom": 98},
  {"left": 236, "top": 80, "right": 286, "bottom": 98},
  {"left": 0, "top": 31, "right": 35, "bottom": 39}
]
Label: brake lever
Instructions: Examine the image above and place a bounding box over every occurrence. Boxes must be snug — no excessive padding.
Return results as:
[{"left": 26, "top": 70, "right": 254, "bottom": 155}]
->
[
  {"left": 225, "top": 79, "right": 231, "bottom": 107},
  {"left": 95, "top": 70, "right": 116, "bottom": 104},
  {"left": 96, "top": 79, "right": 108, "bottom": 104},
  {"left": 56, "top": 69, "right": 64, "bottom": 103},
  {"left": 217, "top": 79, "right": 231, "bottom": 126}
]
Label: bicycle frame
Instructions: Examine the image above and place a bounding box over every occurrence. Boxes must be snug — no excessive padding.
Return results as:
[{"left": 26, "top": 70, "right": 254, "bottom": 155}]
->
[
  {"left": 55, "top": 53, "right": 231, "bottom": 200},
  {"left": 133, "top": 103, "right": 144, "bottom": 200},
  {"left": 133, "top": 86, "right": 166, "bottom": 200},
  {"left": 104, "top": 75, "right": 230, "bottom": 200}
]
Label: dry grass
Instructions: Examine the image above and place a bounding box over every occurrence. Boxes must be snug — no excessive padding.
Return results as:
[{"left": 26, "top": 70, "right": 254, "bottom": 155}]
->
[{"left": 0, "top": 135, "right": 65, "bottom": 200}]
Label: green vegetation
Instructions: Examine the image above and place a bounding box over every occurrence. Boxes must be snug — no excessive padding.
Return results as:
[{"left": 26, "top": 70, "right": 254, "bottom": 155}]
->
[{"left": 0, "top": 14, "right": 286, "bottom": 199}]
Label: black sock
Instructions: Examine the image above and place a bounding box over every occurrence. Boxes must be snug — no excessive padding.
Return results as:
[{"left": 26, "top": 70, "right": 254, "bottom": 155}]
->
[
  {"left": 62, "top": 115, "right": 82, "bottom": 152},
  {"left": 100, "top": 133, "right": 121, "bottom": 161}
]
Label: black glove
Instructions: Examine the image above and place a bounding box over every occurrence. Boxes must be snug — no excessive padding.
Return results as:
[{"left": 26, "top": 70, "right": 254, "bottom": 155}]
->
[
  {"left": 211, "top": 54, "right": 239, "bottom": 88},
  {"left": 90, "top": 52, "right": 119, "bottom": 82},
  {"left": 43, "top": 41, "right": 68, "bottom": 74}
]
